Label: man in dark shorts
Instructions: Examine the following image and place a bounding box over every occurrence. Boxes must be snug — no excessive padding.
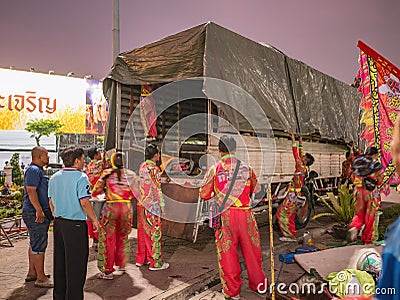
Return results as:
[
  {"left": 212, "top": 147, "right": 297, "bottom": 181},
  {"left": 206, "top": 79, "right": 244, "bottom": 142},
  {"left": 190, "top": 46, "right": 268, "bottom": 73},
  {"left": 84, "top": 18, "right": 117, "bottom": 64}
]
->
[{"left": 22, "top": 146, "right": 53, "bottom": 288}]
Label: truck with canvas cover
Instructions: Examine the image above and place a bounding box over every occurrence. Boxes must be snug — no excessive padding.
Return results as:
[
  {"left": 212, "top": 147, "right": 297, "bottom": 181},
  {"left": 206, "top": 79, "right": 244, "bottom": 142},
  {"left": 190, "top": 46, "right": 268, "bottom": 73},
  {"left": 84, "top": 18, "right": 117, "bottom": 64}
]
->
[{"left": 102, "top": 22, "right": 361, "bottom": 241}]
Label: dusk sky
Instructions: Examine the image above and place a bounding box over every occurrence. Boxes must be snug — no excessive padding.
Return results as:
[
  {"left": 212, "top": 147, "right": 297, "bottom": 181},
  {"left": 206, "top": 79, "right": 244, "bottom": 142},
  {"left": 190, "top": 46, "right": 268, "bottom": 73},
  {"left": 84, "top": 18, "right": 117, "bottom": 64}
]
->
[{"left": 1, "top": 0, "right": 399, "bottom": 84}]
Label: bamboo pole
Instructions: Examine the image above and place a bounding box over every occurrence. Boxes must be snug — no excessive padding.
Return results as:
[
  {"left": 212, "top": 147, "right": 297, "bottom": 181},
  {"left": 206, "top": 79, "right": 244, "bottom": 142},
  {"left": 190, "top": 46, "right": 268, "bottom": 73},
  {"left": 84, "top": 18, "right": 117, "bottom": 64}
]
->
[{"left": 267, "top": 180, "right": 275, "bottom": 300}]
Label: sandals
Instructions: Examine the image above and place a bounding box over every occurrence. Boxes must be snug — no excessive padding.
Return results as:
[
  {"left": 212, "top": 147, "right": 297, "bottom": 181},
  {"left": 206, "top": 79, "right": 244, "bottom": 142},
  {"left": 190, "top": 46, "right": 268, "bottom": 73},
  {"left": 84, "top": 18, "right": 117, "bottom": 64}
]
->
[
  {"left": 25, "top": 274, "right": 51, "bottom": 282},
  {"left": 34, "top": 278, "right": 54, "bottom": 288}
]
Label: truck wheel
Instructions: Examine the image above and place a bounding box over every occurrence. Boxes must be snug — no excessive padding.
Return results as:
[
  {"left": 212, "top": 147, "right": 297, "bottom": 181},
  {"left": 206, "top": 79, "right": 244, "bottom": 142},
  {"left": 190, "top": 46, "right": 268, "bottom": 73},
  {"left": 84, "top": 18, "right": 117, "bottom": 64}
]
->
[{"left": 295, "top": 187, "right": 312, "bottom": 229}]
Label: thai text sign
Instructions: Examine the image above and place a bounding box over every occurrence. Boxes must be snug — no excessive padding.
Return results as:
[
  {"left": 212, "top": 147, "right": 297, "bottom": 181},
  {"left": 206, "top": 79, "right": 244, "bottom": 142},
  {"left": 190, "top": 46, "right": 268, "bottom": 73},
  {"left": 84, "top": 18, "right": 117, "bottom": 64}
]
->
[{"left": 0, "top": 68, "right": 86, "bottom": 133}]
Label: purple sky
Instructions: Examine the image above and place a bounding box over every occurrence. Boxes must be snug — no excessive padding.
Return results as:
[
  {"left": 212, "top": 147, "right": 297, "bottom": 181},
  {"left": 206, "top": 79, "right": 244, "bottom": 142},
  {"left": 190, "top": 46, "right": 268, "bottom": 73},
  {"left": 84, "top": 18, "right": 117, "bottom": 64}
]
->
[{"left": 1, "top": 0, "right": 399, "bottom": 84}]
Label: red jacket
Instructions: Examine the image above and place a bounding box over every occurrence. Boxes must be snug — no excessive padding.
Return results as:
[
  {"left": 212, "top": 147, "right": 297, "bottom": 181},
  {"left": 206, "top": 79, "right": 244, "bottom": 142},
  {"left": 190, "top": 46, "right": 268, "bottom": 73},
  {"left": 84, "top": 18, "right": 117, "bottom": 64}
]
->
[{"left": 199, "top": 154, "right": 260, "bottom": 207}]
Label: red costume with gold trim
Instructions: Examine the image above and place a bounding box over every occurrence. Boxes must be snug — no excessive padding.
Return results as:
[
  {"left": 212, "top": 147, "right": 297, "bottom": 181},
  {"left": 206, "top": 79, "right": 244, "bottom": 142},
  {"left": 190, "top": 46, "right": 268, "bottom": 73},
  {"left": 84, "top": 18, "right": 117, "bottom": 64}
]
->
[
  {"left": 85, "top": 158, "right": 112, "bottom": 241},
  {"left": 276, "top": 143, "right": 307, "bottom": 239},
  {"left": 341, "top": 148, "right": 360, "bottom": 184},
  {"left": 136, "top": 160, "right": 165, "bottom": 269},
  {"left": 199, "top": 154, "right": 267, "bottom": 298},
  {"left": 92, "top": 167, "right": 138, "bottom": 274},
  {"left": 350, "top": 168, "right": 383, "bottom": 244}
]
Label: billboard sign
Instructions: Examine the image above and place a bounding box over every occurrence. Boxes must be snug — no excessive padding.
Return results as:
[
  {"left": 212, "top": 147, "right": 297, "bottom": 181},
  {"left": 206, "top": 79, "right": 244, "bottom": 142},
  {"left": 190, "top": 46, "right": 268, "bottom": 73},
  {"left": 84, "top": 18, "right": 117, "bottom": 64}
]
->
[
  {"left": 0, "top": 68, "right": 107, "bottom": 134},
  {"left": 85, "top": 80, "right": 108, "bottom": 135}
]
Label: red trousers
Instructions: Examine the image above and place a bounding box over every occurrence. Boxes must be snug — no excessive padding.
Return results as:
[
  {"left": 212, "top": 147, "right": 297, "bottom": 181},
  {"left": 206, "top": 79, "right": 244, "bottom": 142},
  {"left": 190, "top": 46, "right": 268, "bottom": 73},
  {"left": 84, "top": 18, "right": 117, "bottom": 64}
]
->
[
  {"left": 215, "top": 208, "right": 266, "bottom": 297},
  {"left": 350, "top": 187, "right": 380, "bottom": 244},
  {"left": 136, "top": 205, "right": 164, "bottom": 268},
  {"left": 276, "top": 192, "right": 297, "bottom": 238},
  {"left": 98, "top": 202, "right": 132, "bottom": 274}
]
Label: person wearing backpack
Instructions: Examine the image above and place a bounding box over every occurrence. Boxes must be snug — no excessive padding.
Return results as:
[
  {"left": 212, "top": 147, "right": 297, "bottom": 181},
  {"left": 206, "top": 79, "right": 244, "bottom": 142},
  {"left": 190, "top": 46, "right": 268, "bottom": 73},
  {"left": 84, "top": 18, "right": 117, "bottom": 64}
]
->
[{"left": 199, "top": 135, "right": 267, "bottom": 299}]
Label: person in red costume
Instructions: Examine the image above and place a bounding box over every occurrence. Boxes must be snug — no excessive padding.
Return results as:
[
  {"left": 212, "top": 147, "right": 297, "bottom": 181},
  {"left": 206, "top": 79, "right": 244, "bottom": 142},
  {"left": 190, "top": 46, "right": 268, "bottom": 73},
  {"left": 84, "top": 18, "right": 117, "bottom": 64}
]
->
[
  {"left": 200, "top": 135, "right": 267, "bottom": 299},
  {"left": 92, "top": 151, "right": 139, "bottom": 279},
  {"left": 136, "top": 144, "right": 169, "bottom": 271},
  {"left": 341, "top": 143, "right": 361, "bottom": 185},
  {"left": 276, "top": 133, "right": 314, "bottom": 242},
  {"left": 85, "top": 147, "right": 103, "bottom": 251},
  {"left": 347, "top": 146, "right": 383, "bottom": 244}
]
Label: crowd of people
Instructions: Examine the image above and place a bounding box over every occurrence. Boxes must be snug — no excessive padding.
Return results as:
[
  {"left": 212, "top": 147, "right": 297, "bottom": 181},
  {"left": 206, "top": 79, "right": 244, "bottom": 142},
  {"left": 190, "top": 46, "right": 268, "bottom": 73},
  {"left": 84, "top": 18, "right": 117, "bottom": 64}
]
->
[
  {"left": 19, "top": 127, "right": 400, "bottom": 299},
  {"left": 21, "top": 144, "right": 170, "bottom": 299}
]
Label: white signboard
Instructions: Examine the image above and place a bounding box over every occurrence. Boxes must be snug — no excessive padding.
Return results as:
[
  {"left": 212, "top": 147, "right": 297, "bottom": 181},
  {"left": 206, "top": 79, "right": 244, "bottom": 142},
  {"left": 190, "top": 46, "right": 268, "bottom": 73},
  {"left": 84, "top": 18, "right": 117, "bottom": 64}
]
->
[{"left": 0, "top": 68, "right": 86, "bottom": 133}]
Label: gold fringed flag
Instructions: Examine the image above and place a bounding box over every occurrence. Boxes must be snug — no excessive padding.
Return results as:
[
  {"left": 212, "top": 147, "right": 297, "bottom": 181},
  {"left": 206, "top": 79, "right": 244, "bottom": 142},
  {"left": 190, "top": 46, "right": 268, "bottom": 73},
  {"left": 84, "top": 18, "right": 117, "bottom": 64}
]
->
[{"left": 357, "top": 40, "right": 400, "bottom": 192}]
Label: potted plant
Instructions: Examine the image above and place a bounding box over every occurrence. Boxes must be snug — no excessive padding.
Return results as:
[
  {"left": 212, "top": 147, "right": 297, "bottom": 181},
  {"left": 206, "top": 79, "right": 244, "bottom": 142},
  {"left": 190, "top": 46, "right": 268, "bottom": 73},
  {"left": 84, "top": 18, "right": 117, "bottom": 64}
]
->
[{"left": 312, "top": 184, "right": 355, "bottom": 239}]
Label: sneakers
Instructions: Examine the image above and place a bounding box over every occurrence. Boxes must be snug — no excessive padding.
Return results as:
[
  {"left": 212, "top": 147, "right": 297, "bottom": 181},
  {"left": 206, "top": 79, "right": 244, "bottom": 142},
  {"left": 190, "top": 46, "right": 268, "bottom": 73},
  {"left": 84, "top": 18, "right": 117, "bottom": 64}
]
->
[
  {"left": 135, "top": 262, "right": 150, "bottom": 267},
  {"left": 347, "top": 227, "right": 358, "bottom": 242},
  {"left": 97, "top": 272, "right": 114, "bottom": 280},
  {"left": 222, "top": 289, "right": 240, "bottom": 299},
  {"left": 279, "top": 236, "right": 297, "bottom": 242},
  {"left": 34, "top": 278, "right": 54, "bottom": 288},
  {"left": 113, "top": 266, "right": 126, "bottom": 276},
  {"left": 149, "top": 262, "right": 170, "bottom": 271}
]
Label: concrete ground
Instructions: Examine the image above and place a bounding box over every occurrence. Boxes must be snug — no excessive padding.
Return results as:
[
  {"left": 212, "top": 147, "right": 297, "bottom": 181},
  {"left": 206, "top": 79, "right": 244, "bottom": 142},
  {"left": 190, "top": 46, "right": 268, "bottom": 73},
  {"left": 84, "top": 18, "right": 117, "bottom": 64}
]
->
[
  {"left": 1, "top": 190, "right": 398, "bottom": 300},
  {"left": 0, "top": 215, "right": 336, "bottom": 300}
]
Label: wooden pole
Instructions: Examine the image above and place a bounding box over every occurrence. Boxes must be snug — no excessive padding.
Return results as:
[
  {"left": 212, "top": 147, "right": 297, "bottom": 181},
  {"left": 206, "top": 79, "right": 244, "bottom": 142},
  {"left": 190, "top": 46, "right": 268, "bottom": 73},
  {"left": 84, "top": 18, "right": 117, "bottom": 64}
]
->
[{"left": 267, "top": 179, "right": 275, "bottom": 300}]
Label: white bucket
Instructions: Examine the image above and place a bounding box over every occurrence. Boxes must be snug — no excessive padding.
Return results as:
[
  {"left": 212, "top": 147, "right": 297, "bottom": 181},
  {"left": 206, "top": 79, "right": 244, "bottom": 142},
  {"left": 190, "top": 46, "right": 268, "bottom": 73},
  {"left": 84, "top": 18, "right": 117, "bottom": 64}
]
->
[{"left": 349, "top": 248, "right": 382, "bottom": 282}]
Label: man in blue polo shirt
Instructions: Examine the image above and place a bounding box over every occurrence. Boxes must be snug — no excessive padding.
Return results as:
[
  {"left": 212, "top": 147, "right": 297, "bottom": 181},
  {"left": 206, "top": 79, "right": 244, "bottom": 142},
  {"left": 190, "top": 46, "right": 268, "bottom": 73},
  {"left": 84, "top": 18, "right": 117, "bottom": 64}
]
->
[
  {"left": 22, "top": 146, "right": 53, "bottom": 288},
  {"left": 49, "top": 146, "right": 99, "bottom": 300}
]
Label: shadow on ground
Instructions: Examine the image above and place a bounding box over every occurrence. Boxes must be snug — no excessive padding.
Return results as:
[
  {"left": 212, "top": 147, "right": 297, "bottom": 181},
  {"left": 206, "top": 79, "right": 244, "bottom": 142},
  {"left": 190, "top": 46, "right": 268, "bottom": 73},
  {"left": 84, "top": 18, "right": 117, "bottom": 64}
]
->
[
  {"left": 85, "top": 273, "right": 143, "bottom": 299},
  {"left": 5, "top": 282, "right": 50, "bottom": 300}
]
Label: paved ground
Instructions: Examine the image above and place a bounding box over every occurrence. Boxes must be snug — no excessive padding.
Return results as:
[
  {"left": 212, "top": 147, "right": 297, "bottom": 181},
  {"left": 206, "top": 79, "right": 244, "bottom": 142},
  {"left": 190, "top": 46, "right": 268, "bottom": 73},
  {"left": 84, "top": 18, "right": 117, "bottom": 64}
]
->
[
  {"left": 0, "top": 214, "right": 335, "bottom": 300},
  {"left": 1, "top": 190, "right": 398, "bottom": 300}
]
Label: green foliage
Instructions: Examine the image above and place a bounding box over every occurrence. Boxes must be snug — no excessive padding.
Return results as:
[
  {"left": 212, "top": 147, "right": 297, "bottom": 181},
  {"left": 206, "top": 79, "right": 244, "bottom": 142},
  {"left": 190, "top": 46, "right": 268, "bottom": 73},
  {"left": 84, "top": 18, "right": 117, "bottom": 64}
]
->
[
  {"left": 25, "top": 118, "right": 63, "bottom": 146},
  {"left": 13, "top": 191, "right": 23, "bottom": 203},
  {"left": 312, "top": 184, "right": 355, "bottom": 224},
  {"left": 10, "top": 153, "right": 23, "bottom": 186},
  {"left": 0, "top": 207, "right": 21, "bottom": 218},
  {"left": 0, "top": 198, "right": 22, "bottom": 218},
  {"left": 378, "top": 204, "right": 400, "bottom": 240}
]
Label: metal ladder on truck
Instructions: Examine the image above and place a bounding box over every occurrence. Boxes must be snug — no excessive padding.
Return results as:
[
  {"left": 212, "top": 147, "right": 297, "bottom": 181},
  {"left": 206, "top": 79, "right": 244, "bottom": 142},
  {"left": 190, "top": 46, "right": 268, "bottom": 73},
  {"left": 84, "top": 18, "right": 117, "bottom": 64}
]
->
[{"left": 192, "top": 196, "right": 211, "bottom": 243}]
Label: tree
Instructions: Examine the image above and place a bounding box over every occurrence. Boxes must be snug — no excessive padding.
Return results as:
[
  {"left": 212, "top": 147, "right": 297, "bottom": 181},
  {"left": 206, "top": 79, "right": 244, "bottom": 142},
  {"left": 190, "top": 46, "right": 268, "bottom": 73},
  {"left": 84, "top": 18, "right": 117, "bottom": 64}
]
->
[
  {"left": 25, "top": 119, "right": 63, "bottom": 146},
  {"left": 10, "top": 153, "right": 23, "bottom": 186}
]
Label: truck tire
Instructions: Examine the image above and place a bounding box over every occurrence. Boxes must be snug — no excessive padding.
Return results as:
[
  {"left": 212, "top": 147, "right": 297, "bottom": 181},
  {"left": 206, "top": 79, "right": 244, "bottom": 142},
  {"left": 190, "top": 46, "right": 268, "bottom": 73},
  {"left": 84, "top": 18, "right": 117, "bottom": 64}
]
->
[{"left": 295, "top": 187, "right": 312, "bottom": 229}]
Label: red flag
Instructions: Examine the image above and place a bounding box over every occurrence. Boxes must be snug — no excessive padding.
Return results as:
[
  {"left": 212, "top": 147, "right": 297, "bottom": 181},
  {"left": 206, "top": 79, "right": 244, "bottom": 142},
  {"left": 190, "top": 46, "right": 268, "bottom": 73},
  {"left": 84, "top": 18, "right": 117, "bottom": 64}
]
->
[
  {"left": 140, "top": 85, "right": 158, "bottom": 138},
  {"left": 357, "top": 41, "right": 400, "bottom": 191}
]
